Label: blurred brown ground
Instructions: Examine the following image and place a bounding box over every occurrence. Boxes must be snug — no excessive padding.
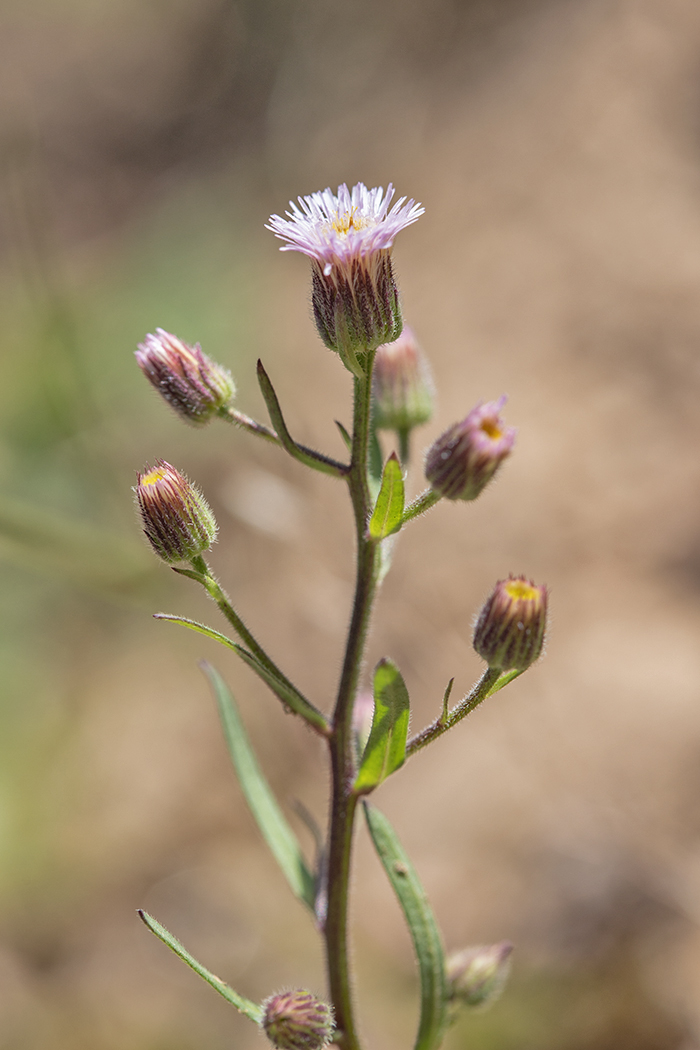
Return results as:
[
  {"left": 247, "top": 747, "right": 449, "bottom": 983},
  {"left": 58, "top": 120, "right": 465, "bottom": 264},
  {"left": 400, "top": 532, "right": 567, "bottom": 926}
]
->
[{"left": 2, "top": 1, "right": 700, "bottom": 1048}]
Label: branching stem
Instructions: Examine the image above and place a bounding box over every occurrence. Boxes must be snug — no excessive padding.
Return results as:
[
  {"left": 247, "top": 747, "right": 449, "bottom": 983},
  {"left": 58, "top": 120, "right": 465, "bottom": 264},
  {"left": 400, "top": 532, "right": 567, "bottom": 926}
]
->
[{"left": 324, "top": 353, "right": 378, "bottom": 1050}]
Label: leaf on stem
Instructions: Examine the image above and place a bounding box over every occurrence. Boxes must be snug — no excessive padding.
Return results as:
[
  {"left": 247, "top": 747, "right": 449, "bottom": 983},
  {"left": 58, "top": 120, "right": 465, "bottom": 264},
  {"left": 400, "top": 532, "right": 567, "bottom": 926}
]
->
[
  {"left": 202, "top": 662, "right": 316, "bottom": 912},
  {"left": 155, "top": 614, "right": 327, "bottom": 732},
  {"left": 368, "top": 453, "right": 405, "bottom": 541},
  {"left": 256, "top": 360, "right": 347, "bottom": 477},
  {"left": 335, "top": 420, "right": 352, "bottom": 452},
  {"left": 354, "top": 658, "right": 410, "bottom": 794},
  {"left": 484, "top": 668, "right": 525, "bottom": 697},
  {"left": 368, "top": 427, "right": 384, "bottom": 502},
  {"left": 138, "top": 909, "right": 263, "bottom": 1023},
  {"left": 363, "top": 805, "right": 449, "bottom": 1050}
]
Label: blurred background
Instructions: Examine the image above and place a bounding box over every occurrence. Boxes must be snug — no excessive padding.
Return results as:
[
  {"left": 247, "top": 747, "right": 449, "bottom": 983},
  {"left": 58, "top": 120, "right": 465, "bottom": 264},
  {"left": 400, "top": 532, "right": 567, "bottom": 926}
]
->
[{"left": 2, "top": 0, "right": 700, "bottom": 1047}]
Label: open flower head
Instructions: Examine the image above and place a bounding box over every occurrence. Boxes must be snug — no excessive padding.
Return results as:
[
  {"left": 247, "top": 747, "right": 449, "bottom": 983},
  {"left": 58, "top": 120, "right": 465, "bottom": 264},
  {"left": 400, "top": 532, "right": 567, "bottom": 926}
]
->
[
  {"left": 135, "top": 460, "right": 217, "bottom": 563},
  {"left": 136, "top": 328, "right": 235, "bottom": 425},
  {"left": 267, "top": 183, "right": 424, "bottom": 370},
  {"left": 425, "top": 396, "right": 516, "bottom": 501}
]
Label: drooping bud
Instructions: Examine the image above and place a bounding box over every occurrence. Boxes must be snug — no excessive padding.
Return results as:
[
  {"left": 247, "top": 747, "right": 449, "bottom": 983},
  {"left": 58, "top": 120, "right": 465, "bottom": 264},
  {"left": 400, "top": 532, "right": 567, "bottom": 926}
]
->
[
  {"left": 424, "top": 397, "right": 515, "bottom": 501},
  {"left": 372, "top": 325, "right": 434, "bottom": 432},
  {"left": 261, "top": 990, "right": 334, "bottom": 1050},
  {"left": 473, "top": 576, "right": 547, "bottom": 670},
  {"left": 135, "top": 460, "right": 217, "bottom": 563},
  {"left": 267, "top": 183, "right": 423, "bottom": 373},
  {"left": 446, "top": 942, "right": 513, "bottom": 1010},
  {"left": 135, "top": 328, "right": 235, "bottom": 425}
]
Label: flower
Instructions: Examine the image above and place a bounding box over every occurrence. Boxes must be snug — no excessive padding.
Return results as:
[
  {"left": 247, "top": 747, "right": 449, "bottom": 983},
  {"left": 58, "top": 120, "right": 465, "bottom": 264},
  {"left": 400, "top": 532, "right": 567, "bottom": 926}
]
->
[
  {"left": 424, "top": 397, "right": 515, "bottom": 501},
  {"left": 135, "top": 328, "right": 235, "bottom": 425},
  {"left": 262, "top": 990, "right": 334, "bottom": 1050},
  {"left": 135, "top": 460, "right": 217, "bottom": 563},
  {"left": 372, "top": 324, "right": 434, "bottom": 433},
  {"left": 267, "top": 183, "right": 423, "bottom": 372},
  {"left": 446, "top": 943, "right": 514, "bottom": 1010},
  {"left": 473, "top": 576, "right": 548, "bottom": 670}
]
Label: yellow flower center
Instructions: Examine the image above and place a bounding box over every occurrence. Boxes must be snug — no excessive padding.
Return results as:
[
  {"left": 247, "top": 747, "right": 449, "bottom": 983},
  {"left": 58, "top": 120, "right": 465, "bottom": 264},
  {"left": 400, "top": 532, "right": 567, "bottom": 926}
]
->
[
  {"left": 505, "top": 579, "right": 539, "bottom": 602},
  {"left": 480, "top": 419, "right": 503, "bottom": 440},
  {"left": 141, "top": 466, "right": 169, "bottom": 487},
  {"left": 331, "top": 207, "right": 369, "bottom": 235}
]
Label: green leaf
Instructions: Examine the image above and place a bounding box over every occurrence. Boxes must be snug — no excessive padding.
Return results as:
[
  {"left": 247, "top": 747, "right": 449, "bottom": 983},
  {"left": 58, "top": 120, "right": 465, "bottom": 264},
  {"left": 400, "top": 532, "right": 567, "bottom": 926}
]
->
[
  {"left": 156, "top": 614, "right": 327, "bottom": 731},
  {"left": 484, "top": 668, "right": 525, "bottom": 697},
  {"left": 202, "top": 662, "right": 316, "bottom": 912},
  {"left": 354, "top": 659, "right": 410, "bottom": 794},
  {"left": 335, "top": 419, "right": 352, "bottom": 452},
  {"left": 363, "top": 805, "right": 448, "bottom": 1050},
  {"left": 368, "top": 426, "right": 384, "bottom": 496},
  {"left": 369, "top": 453, "right": 405, "bottom": 540},
  {"left": 138, "top": 909, "right": 263, "bottom": 1023}
]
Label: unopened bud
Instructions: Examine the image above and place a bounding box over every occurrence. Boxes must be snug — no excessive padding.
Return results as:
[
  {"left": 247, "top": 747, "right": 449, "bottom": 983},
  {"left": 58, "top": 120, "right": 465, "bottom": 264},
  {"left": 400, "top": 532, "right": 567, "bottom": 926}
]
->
[
  {"left": 446, "top": 942, "right": 513, "bottom": 1009},
  {"left": 473, "top": 576, "right": 547, "bottom": 670},
  {"left": 136, "top": 328, "right": 235, "bottom": 425},
  {"left": 372, "top": 325, "right": 434, "bottom": 432},
  {"left": 262, "top": 990, "right": 334, "bottom": 1050},
  {"left": 424, "top": 397, "right": 515, "bottom": 501},
  {"left": 135, "top": 460, "right": 217, "bottom": 563}
]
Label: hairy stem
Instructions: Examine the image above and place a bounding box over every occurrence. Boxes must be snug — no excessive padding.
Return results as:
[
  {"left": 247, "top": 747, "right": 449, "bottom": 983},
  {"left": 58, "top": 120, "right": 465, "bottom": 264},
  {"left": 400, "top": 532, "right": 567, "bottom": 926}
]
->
[
  {"left": 325, "top": 355, "right": 378, "bottom": 1050},
  {"left": 189, "top": 555, "right": 329, "bottom": 735},
  {"left": 405, "top": 667, "right": 502, "bottom": 757}
]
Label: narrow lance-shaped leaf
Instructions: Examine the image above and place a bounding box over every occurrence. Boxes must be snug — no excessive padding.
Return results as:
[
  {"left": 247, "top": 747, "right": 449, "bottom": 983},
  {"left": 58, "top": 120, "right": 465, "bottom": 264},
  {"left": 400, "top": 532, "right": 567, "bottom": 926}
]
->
[
  {"left": 364, "top": 804, "right": 449, "bottom": 1050},
  {"left": 202, "top": 662, "right": 316, "bottom": 912},
  {"left": 369, "top": 453, "right": 405, "bottom": 540},
  {"left": 368, "top": 426, "right": 385, "bottom": 503},
  {"left": 138, "top": 909, "right": 263, "bottom": 1023},
  {"left": 155, "top": 613, "right": 327, "bottom": 733},
  {"left": 354, "top": 658, "right": 410, "bottom": 794}
]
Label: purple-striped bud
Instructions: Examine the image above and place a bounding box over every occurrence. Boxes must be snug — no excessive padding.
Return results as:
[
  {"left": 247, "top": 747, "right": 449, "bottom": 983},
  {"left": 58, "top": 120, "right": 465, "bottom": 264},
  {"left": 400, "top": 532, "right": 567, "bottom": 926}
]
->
[
  {"left": 372, "top": 325, "right": 434, "bottom": 432},
  {"left": 425, "top": 397, "right": 515, "bottom": 501},
  {"left": 262, "top": 990, "right": 334, "bottom": 1050},
  {"left": 136, "top": 328, "right": 235, "bottom": 425},
  {"left": 473, "top": 576, "right": 548, "bottom": 670},
  {"left": 135, "top": 461, "right": 217, "bottom": 563},
  {"left": 446, "top": 942, "right": 513, "bottom": 1009}
]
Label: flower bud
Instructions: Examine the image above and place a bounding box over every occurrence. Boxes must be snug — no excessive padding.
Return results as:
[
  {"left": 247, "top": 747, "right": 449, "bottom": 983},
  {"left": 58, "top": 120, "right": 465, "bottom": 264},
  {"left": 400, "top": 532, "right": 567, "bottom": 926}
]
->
[
  {"left": 262, "top": 990, "right": 334, "bottom": 1050},
  {"left": 424, "top": 397, "right": 515, "bottom": 501},
  {"left": 473, "top": 576, "right": 547, "bottom": 670},
  {"left": 372, "top": 325, "right": 434, "bottom": 432},
  {"left": 446, "top": 942, "right": 513, "bottom": 1010},
  {"left": 135, "top": 460, "right": 217, "bottom": 563},
  {"left": 135, "top": 328, "right": 235, "bottom": 425}
]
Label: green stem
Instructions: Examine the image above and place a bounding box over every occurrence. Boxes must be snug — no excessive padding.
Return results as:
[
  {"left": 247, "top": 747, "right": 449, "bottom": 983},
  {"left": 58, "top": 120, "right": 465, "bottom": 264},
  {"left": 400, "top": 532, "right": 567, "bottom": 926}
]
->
[
  {"left": 397, "top": 427, "right": 410, "bottom": 468},
  {"left": 325, "top": 354, "right": 378, "bottom": 1050},
  {"left": 401, "top": 487, "right": 441, "bottom": 526},
  {"left": 405, "top": 667, "right": 502, "bottom": 758},
  {"left": 188, "top": 556, "right": 329, "bottom": 735},
  {"left": 220, "top": 405, "right": 279, "bottom": 443}
]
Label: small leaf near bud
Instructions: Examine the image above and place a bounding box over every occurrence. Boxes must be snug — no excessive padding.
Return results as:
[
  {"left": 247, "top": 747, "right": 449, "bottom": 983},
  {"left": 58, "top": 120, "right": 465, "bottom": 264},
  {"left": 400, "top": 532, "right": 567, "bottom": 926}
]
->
[
  {"left": 136, "top": 328, "right": 235, "bottom": 425},
  {"left": 262, "top": 990, "right": 334, "bottom": 1050},
  {"left": 473, "top": 576, "right": 547, "bottom": 671},
  {"left": 372, "top": 324, "right": 434, "bottom": 432},
  {"left": 424, "top": 397, "right": 515, "bottom": 501},
  {"left": 446, "top": 942, "right": 513, "bottom": 1010},
  {"left": 135, "top": 461, "right": 217, "bottom": 563}
]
